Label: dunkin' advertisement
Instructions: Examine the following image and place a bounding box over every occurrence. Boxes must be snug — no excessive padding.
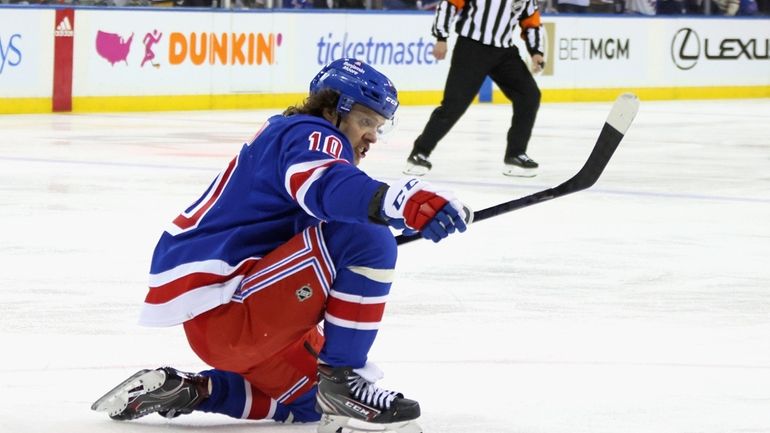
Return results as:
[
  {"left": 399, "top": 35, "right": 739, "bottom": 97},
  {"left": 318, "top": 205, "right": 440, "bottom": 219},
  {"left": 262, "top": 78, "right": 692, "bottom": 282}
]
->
[{"left": 72, "top": 10, "right": 285, "bottom": 96}]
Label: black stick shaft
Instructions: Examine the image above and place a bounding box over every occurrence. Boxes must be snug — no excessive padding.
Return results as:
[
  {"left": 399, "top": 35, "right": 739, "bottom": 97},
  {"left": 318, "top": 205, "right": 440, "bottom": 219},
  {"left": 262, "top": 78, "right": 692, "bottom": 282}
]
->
[
  {"left": 394, "top": 93, "right": 638, "bottom": 246},
  {"left": 395, "top": 123, "right": 625, "bottom": 246}
]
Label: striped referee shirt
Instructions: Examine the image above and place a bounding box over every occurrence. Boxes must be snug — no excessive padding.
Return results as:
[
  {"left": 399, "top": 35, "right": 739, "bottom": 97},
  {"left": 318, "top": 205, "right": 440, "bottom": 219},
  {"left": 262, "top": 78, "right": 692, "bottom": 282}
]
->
[{"left": 432, "top": 0, "right": 545, "bottom": 55}]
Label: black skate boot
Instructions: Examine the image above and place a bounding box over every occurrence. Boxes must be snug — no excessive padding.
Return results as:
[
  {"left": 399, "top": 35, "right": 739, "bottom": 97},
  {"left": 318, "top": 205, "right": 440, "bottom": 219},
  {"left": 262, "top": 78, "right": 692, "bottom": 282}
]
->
[
  {"left": 316, "top": 364, "right": 421, "bottom": 433},
  {"left": 503, "top": 153, "right": 539, "bottom": 177},
  {"left": 91, "top": 367, "right": 210, "bottom": 421},
  {"left": 403, "top": 151, "right": 432, "bottom": 176}
]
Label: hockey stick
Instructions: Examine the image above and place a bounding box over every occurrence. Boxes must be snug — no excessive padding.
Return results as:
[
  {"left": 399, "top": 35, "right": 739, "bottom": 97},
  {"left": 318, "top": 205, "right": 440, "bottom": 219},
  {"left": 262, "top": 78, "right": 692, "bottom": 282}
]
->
[{"left": 395, "top": 93, "right": 640, "bottom": 246}]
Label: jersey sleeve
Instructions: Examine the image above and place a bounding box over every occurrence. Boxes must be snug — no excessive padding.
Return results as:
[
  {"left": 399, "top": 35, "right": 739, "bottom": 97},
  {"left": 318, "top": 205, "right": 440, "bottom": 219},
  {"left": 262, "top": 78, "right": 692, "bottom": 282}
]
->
[
  {"left": 432, "top": 0, "right": 460, "bottom": 41},
  {"left": 278, "top": 121, "right": 385, "bottom": 224},
  {"left": 519, "top": 0, "right": 544, "bottom": 56}
]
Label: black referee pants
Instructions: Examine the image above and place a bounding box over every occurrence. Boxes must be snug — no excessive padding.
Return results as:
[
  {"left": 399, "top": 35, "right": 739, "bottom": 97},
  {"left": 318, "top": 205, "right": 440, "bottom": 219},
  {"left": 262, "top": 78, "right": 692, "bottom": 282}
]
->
[{"left": 413, "top": 36, "right": 541, "bottom": 160}]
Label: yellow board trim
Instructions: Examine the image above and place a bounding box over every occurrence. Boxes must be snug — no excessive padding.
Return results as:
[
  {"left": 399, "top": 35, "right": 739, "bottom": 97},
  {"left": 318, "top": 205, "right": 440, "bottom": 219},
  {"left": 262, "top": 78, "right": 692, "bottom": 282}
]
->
[
  {"left": 72, "top": 93, "right": 310, "bottom": 113},
  {"left": 498, "top": 86, "right": 770, "bottom": 103},
  {"left": 0, "top": 98, "right": 52, "bottom": 114},
  {"left": 1, "top": 86, "right": 769, "bottom": 114}
]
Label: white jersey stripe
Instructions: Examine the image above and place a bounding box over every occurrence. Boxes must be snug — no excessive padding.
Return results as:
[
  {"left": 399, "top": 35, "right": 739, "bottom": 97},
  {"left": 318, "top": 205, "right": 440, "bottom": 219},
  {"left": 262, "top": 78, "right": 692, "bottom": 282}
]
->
[
  {"left": 432, "top": 0, "right": 543, "bottom": 52},
  {"left": 266, "top": 398, "right": 277, "bottom": 419},
  {"left": 324, "top": 313, "right": 381, "bottom": 331},
  {"left": 285, "top": 158, "right": 343, "bottom": 219},
  {"left": 329, "top": 289, "right": 388, "bottom": 304},
  {"left": 139, "top": 277, "right": 244, "bottom": 326},
  {"left": 234, "top": 258, "right": 331, "bottom": 301},
  {"left": 241, "top": 378, "right": 252, "bottom": 419},
  {"left": 239, "top": 241, "right": 311, "bottom": 288},
  {"left": 347, "top": 266, "right": 394, "bottom": 283},
  {"left": 315, "top": 224, "right": 337, "bottom": 282},
  {"left": 148, "top": 257, "right": 258, "bottom": 287},
  {"left": 277, "top": 376, "right": 309, "bottom": 403}
]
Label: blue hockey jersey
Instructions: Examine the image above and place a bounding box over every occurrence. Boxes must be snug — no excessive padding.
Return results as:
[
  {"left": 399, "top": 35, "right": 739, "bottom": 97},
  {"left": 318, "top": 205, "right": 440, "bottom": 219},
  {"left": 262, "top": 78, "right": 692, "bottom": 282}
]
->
[{"left": 139, "top": 114, "right": 386, "bottom": 326}]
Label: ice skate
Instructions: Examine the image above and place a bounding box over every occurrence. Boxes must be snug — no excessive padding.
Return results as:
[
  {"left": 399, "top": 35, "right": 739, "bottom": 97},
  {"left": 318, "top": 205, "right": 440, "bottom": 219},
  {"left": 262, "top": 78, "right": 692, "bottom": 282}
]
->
[
  {"left": 403, "top": 151, "right": 432, "bottom": 176},
  {"left": 503, "top": 153, "right": 539, "bottom": 177},
  {"left": 316, "top": 364, "right": 422, "bottom": 433},
  {"left": 91, "top": 367, "right": 209, "bottom": 420}
]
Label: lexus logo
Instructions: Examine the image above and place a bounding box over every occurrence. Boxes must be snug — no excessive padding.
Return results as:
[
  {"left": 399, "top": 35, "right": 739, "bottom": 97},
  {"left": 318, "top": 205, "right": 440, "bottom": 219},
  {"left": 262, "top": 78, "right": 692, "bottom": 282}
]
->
[
  {"left": 671, "top": 27, "right": 768, "bottom": 70},
  {"left": 671, "top": 28, "right": 700, "bottom": 70}
]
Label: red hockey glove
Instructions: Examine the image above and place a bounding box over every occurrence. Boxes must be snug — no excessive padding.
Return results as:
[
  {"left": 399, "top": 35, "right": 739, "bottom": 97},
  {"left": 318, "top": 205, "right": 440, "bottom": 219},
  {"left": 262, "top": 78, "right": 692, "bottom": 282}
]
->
[{"left": 381, "top": 177, "right": 471, "bottom": 243}]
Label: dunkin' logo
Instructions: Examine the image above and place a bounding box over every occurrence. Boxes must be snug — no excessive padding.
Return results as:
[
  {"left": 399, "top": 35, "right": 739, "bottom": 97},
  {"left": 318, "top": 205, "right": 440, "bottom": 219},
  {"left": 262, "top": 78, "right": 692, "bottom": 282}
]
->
[{"left": 168, "top": 32, "right": 283, "bottom": 66}]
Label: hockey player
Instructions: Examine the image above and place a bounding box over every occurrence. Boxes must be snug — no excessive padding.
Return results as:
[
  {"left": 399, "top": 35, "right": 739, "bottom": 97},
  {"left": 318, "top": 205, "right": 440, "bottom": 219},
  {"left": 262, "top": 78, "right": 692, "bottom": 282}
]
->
[{"left": 91, "top": 58, "right": 470, "bottom": 433}]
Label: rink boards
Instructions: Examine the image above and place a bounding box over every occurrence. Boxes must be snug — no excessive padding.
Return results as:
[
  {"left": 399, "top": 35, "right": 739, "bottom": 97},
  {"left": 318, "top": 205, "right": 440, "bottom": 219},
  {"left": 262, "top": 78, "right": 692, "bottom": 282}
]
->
[{"left": 0, "top": 6, "right": 768, "bottom": 113}]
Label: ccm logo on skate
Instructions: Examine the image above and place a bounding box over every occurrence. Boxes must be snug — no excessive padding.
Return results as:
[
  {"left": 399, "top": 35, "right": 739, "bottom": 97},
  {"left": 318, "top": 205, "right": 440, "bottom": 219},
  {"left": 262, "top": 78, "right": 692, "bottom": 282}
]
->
[{"left": 344, "top": 401, "right": 377, "bottom": 418}]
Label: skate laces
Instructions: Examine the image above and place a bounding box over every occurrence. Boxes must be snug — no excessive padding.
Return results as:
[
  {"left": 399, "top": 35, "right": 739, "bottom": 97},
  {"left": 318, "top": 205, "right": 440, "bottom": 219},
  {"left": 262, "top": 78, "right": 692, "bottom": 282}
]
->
[{"left": 347, "top": 375, "right": 400, "bottom": 410}]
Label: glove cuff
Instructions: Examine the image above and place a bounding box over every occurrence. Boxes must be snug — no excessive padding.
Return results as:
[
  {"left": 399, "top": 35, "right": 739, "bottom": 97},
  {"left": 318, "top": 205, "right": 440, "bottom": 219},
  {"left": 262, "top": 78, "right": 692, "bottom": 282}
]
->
[
  {"left": 381, "top": 178, "right": 425, "bottom": 229},
  {"left": 367, "top": 183, "right": 390, "bottom": 225}
]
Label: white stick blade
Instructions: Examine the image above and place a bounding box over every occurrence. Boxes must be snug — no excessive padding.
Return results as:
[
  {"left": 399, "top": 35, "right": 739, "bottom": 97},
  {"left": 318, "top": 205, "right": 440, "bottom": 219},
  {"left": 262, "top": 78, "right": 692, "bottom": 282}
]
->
[{"left": 606, "top": 93, "right": 640, "bottom": 134}]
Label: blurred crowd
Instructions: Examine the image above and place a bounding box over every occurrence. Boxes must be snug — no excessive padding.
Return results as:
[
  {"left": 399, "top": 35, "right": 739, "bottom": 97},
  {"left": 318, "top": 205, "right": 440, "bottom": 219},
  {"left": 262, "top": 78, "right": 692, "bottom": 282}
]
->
[
  {"left": 1, "top": 0, "right": 767, "bottom": 17},
  {"left": 548, "top": 0, "right": 767, "bottom": 15}
]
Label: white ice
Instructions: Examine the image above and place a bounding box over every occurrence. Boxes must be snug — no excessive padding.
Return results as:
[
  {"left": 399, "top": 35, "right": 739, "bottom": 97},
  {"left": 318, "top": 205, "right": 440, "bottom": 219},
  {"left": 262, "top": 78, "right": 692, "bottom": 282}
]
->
[{"left": 1, "top": 97, "right": 769, "bottom": 433}]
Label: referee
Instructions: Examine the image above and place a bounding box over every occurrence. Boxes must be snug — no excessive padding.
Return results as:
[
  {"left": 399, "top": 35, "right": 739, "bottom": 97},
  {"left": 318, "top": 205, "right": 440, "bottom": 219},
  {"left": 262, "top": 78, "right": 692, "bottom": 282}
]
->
[{"left": 404, "top": 0, "right": 545, "bottom": 177}]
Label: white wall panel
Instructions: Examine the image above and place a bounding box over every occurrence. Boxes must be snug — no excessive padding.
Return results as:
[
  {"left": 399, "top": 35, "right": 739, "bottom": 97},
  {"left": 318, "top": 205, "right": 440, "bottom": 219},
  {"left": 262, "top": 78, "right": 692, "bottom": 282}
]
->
[{"left": 0, "top": 8, "right": 55, "bottom": 97}]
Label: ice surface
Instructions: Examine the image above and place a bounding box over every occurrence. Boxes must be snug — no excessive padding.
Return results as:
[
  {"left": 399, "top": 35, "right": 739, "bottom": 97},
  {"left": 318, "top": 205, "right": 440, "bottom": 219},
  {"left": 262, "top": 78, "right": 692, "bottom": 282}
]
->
[{"left": 1, "top": 98, "right": 769, "bottom": 433}]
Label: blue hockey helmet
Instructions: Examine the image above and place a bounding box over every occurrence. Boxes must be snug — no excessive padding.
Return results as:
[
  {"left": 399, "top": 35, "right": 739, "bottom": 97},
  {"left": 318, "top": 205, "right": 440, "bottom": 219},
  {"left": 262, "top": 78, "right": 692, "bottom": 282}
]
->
[{"left": 309, "top": 58, "right": 399, "bottom": 120}]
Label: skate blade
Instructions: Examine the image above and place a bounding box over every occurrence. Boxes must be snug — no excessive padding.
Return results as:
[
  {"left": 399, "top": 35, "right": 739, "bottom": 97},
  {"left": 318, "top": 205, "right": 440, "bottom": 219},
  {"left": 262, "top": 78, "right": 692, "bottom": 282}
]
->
[
  {"left": 318, "top": 414, "right": 422, "bottom": 433},
  {"left": 403, "top": 164, "right": 429, "bottom": 176},
  {"left": 502, "top": 165, "right": 538, "bottom": 178},
  {"left": 90, "top": 369, "right": 165, "bottom": 417}
]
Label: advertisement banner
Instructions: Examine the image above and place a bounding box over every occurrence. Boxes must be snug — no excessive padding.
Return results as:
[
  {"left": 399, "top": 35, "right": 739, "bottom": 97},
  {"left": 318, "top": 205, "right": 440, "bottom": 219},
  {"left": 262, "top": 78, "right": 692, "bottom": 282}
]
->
[
  {"left": 664, "top": 19, "right": 770, "bottom": 85},
  {"left": 533, "top": 17, "right": 649, "bottom": 87},
  {"left": 73, "top": 9, "right": 293, "bottom": 96},
  {"left": 293, "top": 12, "right": 449, "bottom": 92},
  {"left": 69, "top": 10, "right": 769, "bottom": 98},
  {"left": 0, "top": 8, "right": 55, "bottom": 98},
  {"left": 1, "top": 7, "right": 768, "bottom": 113},
  {"left": 515, "top": 17, "right": 769, "bottom": 88},
  {"left": 70, "top": 10, "right": 446, "bottom": 97}
]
